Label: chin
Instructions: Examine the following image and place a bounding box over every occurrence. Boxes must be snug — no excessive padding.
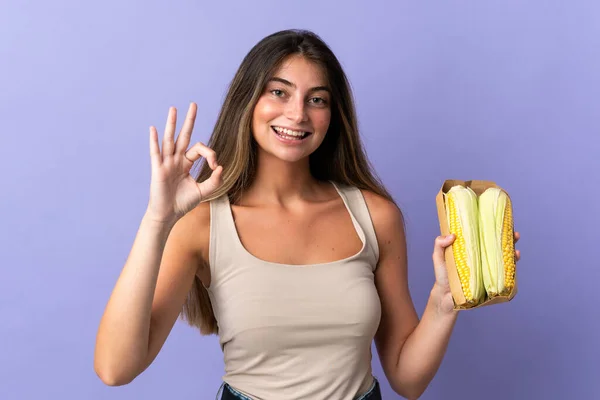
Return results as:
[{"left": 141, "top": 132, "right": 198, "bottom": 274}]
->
[{"left": 262, "top": 146, "right": 313, "bottom": 164}]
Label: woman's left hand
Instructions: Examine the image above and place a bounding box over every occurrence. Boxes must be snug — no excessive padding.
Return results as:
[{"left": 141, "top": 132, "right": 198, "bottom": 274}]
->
[{"left": 431, "top": 231, "right": 521, "bottom": 314}]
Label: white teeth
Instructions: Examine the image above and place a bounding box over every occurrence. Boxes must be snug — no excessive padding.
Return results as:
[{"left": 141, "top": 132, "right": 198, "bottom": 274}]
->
[{"left": 273, "top": 126, "right": 307, "bottom": 137}]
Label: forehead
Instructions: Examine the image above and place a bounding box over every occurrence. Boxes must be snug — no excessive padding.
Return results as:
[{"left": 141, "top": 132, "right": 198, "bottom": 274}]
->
[{"left": 271, "top": 55, "right": 328, "bottom": 86}]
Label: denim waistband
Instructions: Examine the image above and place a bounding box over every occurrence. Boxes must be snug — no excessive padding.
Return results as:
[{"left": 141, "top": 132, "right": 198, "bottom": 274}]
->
[{"left": 215, "top": 376, "right": 381, "bottom": 400}]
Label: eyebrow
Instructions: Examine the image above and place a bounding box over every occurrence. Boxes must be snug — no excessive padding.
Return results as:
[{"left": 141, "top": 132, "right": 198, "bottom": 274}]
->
[{"left": 268, "top": 77, "right": 330, "bottom": 93}]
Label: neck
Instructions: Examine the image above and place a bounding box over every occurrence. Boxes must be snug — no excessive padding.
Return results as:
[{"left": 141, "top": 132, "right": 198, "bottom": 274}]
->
[{"left": 242, "top": 150, "right": 321, "bottom": 206}]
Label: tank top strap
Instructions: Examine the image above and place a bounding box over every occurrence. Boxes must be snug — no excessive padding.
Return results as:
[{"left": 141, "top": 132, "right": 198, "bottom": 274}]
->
[
  {"left": 330, "top": 180, "right": 380, "bottom": 269},
  {"left": 207, "top": 194, "right": 240, "bottom": 288}
]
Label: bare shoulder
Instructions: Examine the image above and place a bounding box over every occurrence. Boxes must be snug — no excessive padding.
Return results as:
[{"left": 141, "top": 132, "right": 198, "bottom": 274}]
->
[{"left": 359, "top": 189, "right": 405, "bottom": 246}]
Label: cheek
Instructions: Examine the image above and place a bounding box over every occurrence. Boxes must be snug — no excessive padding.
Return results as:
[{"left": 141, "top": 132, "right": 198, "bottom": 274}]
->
[
  {"left": 253, "top": 98, "right": 281, "bottom": 126},
  {"left": 312, "top": 110, "right": 332, "bottom": 133}
]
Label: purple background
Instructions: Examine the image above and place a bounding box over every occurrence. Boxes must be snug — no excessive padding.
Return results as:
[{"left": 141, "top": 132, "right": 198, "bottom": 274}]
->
[{"left": 1, "top": 1, "right": 598, "bottom": 399}]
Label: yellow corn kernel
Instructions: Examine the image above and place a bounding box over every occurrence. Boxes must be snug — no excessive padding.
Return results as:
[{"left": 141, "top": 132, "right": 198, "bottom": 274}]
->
[
  {"left": 444, "top": 185, "right": 484, "bottom": 306},
  {"left": 478, "top": 188, "right": 516, "bottom": 297}
]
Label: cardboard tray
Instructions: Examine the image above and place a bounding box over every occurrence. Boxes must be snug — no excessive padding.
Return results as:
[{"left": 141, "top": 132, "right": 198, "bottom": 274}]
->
[{"left": 435, "top": 179, "right": 518, "bottom": 310}]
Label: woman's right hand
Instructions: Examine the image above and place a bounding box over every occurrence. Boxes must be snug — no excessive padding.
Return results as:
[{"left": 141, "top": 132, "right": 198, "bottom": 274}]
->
[{"left": 146, "top": 102, "right": 223, "bottom": 223}]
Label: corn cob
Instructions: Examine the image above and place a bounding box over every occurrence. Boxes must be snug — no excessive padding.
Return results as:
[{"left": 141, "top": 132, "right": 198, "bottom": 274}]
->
[
  {"left": 444, "top": 185, "right": 485, "bottom": 306},
  {"left": 478, "top": 188, "right": 516, "bottom": 297}
]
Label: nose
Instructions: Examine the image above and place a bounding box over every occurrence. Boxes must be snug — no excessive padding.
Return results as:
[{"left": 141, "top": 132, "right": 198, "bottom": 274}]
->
[{"left": 284, "top": 97, "right": 307, "bottom": 124}]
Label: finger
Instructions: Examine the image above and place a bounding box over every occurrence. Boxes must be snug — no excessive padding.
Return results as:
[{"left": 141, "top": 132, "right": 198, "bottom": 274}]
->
[
  {"left": 185, "top": 142, "right": 217, "bottom": 168},
  {"left": 515, "top": 249, "right": 520, "bottom": 261},
  {"left": 514, "top": 231, "right": 520, "bottom": 243},
  {"left": 198, "top": 165, "right": 223, "bottom": 199},
  {"left": 175, "top": 102, "right": 197, "bottom": 154},
  {"left": 162, "top": 107, "right": 177, "bottom": 158},
  {"left": 149, "top": 126, "right": 162, "bottom": 167},
  {"left": 432, "top": 234, "right": 455, "bottom": 267}
]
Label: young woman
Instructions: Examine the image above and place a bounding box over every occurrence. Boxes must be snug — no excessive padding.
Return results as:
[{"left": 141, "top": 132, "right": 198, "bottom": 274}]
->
[{"left": 94, "top": 29, "right": 521, "bottom": 400}]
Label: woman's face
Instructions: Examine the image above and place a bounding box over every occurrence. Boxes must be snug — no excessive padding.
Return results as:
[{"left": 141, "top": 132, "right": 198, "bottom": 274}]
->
[{"left": 251, "top": 55, "right": 332, "bottom": 163}]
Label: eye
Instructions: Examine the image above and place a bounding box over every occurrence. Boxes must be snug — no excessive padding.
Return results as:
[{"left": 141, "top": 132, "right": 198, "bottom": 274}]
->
[
  {"left": 309, "top": 97, "right": 328, "bottom": 105},
  {"left": 270, "top": 89, "right": 285, "bottom": 97}
]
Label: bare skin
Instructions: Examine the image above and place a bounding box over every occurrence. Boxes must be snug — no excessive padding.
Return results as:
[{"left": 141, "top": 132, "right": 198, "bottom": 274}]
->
[{"left": 94, "top": 54, "right": 521, "bottom": 397}]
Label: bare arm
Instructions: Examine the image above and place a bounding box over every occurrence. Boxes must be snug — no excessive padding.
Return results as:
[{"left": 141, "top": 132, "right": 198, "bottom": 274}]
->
[
  {"left": 94, "top": 103, "right": 222, "bottom": 386},
  {"left": 391, "top": 285, "right": 458, "bottom": 398},
  {"left": 93, "top": 209, "right": 202, "bottom": 386},
  {"left": 393, "top": 230, "right": 520, "bottom": 398},
  {"left": 366, "top": 189, "right": 521, "bottom": 399},
  {"left": 363, "top": 190, "right": 456, "bottom": 399}
]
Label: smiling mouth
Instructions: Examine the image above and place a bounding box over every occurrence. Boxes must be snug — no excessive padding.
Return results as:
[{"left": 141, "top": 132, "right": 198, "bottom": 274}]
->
[{"left": 271, "top": 126, "right": 312, "bottom": 140}]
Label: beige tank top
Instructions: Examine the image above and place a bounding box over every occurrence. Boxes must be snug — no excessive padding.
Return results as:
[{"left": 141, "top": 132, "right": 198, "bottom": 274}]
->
[{"left": 206, "top": 180, "right": 382, "bottom": 400}]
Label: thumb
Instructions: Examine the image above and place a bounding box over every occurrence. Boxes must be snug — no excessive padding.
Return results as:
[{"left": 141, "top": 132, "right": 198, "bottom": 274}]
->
[{"left": 432, "top": 234, "right": 455, "bottom": 265}]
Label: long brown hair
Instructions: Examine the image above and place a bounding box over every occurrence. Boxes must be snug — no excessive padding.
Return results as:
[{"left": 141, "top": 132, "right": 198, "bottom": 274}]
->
[{"left": 180, "top": 29, "right": 400, "bottom": 335}]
